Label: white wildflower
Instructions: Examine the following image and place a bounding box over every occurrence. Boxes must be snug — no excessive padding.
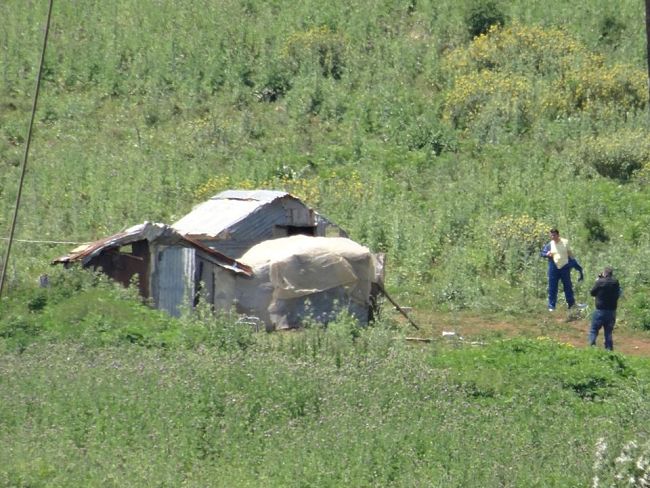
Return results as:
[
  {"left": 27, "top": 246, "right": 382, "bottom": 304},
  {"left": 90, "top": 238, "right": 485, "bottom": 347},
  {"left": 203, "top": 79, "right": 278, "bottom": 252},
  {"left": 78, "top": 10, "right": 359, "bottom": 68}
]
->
[{"left": 617, "top": 453, "right": 633, "bottom": 464}]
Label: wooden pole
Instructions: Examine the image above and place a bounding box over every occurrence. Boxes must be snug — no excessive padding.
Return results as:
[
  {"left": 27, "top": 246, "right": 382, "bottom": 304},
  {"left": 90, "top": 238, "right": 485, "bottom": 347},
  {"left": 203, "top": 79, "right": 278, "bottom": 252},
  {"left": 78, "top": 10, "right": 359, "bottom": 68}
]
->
[
  {"left": 376, "top": 283, "right": 420, "bottom": 330},
  {"left": 0, "top": 0, "right": 54, "bottom": 300},
  {"left": 646, "top": 0, "right": 650, "bottom": 112}
]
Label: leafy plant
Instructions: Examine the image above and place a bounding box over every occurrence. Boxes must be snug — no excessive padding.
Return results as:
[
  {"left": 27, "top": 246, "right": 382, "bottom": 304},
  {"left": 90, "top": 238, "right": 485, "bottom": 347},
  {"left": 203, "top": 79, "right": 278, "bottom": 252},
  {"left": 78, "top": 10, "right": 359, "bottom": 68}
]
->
[
  {"left": 465, "top": 1, "right": 507, "bottom": 39},
  {"left": 575, "top": 130, "right": 650, "bottom": 182}
]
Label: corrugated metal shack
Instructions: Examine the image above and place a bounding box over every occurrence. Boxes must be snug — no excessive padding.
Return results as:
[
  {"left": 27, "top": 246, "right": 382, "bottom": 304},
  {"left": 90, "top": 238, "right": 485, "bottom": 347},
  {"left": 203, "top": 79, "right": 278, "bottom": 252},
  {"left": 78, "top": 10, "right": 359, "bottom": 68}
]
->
[
  {"left": 51, "top": 191, "right": 381, "bottom": 327},
  {"left": 172, "top": 190, "right": 346, "bottom": 258},
  {"left": 52, "top": 222, "right": 252, "bottom": 317}
]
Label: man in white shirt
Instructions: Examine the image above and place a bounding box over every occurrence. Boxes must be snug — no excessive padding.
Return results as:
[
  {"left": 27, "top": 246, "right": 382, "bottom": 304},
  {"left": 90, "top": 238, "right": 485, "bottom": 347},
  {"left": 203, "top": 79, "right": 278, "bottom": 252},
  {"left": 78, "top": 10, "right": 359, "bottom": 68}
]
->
[{"left": 539, "top": 228, "right": 576, "bottom": 312}]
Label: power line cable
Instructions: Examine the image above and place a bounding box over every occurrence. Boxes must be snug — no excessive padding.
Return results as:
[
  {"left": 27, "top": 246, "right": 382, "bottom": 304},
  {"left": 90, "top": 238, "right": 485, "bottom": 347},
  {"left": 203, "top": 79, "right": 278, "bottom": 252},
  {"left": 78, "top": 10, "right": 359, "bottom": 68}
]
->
[
  {"left": 0, "top": 0, "right": 55, "bottom": 300},
  {"left": 0, "top": 238, "right": 82, "bottom": 245}
]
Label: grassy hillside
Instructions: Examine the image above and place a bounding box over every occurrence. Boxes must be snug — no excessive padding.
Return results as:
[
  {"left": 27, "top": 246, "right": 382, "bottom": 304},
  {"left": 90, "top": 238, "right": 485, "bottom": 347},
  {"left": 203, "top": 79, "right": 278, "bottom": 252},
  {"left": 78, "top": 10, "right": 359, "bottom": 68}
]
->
[
  {"left": 1, "top": 0, "right": 650, "bottom": 325},
  {"left": 2, "top": 2, "right": 650, "bottom": 485},
  {"left": 0, "top": 0, "right": 650, "bottom": 320}
]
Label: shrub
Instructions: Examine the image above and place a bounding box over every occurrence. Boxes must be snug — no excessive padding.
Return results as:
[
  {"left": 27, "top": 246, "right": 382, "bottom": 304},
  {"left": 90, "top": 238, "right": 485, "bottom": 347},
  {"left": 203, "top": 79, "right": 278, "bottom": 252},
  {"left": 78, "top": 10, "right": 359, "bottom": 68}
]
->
[
  {"left": 402, "top": 115, "right": 458, "bottom": 155},
  {"left": 490, "top": 214, "right": 548, "bottom": 262},
  {"left": 255, "top": 66, "right": 292, "bottom": 102},
  {"left": 445, "top": 23, "right": 594, "bottom": 77},
  {"left": 464, "top": 1, "right": 506, "bottom": 39},
  {"left": 488, "top": 214, "right": 548, "bottom": 287},
  {"left": 545, "top": 63, "right": 647, "bottom": 116},
  {"left": 583, "top": 217, "right": 609, "bottom": 243},
  {"left": 442, "top": 23, "right": 647, "bottom": 124},
  {"left": 574, "top": 129, "right": 650, "bottom": 182},
  {"left": 193, "top": 169, "right": 365, "bottom": 209},
  {"left": 442, "top": 70, "right": 532, "bottom": 131},
  {"left": 598, "top": 14, "right": 626, "bottom": 47},
  {"left": 634, "top": 162, "right": 650, "bottom": 187}
]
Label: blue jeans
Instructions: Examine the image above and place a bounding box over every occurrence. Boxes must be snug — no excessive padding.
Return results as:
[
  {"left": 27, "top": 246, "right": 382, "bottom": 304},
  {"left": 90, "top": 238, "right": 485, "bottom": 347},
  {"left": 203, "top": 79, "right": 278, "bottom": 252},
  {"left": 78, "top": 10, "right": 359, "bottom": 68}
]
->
[
  {"left": 548, "top": 264, "right": 575, "bottom": 309},
  {"left": 589, "top": 309, "right": 616, "bottom": 351}
]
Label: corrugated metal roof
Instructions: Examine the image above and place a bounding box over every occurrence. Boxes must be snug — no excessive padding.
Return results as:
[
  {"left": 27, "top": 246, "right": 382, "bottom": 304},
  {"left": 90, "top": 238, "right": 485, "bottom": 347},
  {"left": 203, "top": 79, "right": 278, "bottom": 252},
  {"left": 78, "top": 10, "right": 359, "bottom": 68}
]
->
[
  {"left": 215, "top": 189, "right": 289, "bottom": 202},
  {"left": 52, "top": 221, "right": 252, "bottom": 276},
  {"left": 52, "top": 222, "right": 164, "bottom": 265},
  {"left": 172, "top": 189, "right": 295, "bottom": 238}
]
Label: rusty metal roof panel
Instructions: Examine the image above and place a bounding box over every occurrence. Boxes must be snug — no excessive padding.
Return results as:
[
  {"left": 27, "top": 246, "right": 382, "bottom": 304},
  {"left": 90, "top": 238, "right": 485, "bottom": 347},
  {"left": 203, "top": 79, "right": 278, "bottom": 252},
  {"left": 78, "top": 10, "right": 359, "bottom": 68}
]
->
[
  {"left": 52, "top": 222, "right": 252, "bottom": 276},
  {"left": 171, "top": 189, "right": 294, "bottom": 238},
  {"left": 51, "top": 222, "right": 165, "bottom": 266}
]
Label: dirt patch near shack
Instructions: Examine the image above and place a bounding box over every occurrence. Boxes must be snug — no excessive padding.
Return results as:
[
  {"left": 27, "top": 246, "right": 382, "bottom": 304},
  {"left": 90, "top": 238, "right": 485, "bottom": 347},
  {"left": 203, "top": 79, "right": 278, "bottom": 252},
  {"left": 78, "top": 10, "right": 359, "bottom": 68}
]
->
[{"left": 391, "top": 309, "right": 650, "bottom": 357}]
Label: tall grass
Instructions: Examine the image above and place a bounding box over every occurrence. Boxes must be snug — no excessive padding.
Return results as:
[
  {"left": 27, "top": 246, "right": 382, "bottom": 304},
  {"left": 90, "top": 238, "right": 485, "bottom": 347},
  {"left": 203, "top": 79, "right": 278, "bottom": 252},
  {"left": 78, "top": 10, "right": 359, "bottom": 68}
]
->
[{"left": 1, "top": 322, "right": 649, "bottom": 486}]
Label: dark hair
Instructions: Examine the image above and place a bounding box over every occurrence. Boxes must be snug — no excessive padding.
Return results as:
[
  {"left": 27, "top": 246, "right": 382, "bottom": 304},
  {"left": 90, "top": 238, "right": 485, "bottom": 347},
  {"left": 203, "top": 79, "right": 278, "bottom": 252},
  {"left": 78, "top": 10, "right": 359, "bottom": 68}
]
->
[
  {"left": 602, "top": 266, "right": 613, "bottom": 277},
  {"left": 549, "top": 228, "right": 559, "bottom": 235}
]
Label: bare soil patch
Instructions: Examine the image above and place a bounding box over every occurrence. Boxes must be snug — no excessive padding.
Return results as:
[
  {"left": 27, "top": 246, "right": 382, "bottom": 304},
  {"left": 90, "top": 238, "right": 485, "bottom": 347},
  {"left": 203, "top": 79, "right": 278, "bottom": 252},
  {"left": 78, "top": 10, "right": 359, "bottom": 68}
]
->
[{"left": 392, "top": 309, "right": 650, "bottom": 357}]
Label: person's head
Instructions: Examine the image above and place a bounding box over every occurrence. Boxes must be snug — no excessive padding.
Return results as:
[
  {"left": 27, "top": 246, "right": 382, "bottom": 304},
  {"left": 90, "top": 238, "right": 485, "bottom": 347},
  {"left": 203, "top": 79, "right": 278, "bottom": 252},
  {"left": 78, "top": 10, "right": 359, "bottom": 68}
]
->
[
  {"left": 601, "top": 266, "right": 614, "bottom": 278},
  {"left": 549, "top": 228, "right": 560, "bottom": 242}
]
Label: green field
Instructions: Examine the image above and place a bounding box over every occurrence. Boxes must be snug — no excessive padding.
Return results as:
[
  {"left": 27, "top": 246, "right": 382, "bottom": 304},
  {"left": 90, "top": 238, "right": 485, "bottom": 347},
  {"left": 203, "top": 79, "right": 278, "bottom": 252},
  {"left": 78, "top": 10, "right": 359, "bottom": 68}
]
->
[
  {"left": 2, "top": 317, "right": 650, "bottom": 487},
  {"left": 2, "top": 0, "right": 650, "bottom": 485}
]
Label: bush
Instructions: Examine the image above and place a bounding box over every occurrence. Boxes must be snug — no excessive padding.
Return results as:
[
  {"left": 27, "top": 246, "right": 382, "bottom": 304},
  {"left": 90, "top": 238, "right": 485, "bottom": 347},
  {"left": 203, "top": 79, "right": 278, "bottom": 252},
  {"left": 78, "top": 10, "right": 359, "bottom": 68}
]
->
[
  {"left": 583, "top": 217, "right": 609, "bottom": 243},
  {"left": 465, "top": 1, "right": 506, "bottom": 39},
  {"left": 490, "top": 214, "right": 548, "bottom": 266},
  {"left": 443, "top": 23, "right": 647, "bottom": 125},
  {"left": 574, "top": 129, "right": 650, "bottom": 182},
  {"left": 446, "top": 23, "right": 590, "bottom": 77},
  {"left": 598, "top": 14, "right": 626, "bottom": 47},
  {"left": 443, "top": 70, "right": 532, "bottom": 131},
  {"left": 255, "top": 66, "right": 292, "bottom": 102},
  {"left": 545, "top": 63, "right": 647, "bottom": 116}
]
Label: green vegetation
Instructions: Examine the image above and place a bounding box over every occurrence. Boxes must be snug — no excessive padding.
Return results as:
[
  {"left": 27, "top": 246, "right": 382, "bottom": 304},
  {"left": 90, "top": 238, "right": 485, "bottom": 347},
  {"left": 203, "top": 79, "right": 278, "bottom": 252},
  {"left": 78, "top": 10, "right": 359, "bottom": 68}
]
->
[
  {"left": 2, "top": 307, "right": 650, "bottom": 486},
  {"left": 2, "top": 0, "right": 650, "bottom": 485},
  {"left": 2, "top": 0, "right": 650, "bottom": 323}
]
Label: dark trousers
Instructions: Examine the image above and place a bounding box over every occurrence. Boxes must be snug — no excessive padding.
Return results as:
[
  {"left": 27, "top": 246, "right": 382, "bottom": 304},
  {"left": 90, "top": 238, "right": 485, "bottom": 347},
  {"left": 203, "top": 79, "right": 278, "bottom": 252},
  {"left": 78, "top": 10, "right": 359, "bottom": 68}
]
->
[
  {"left": 589, "top": 309, "right": 616, "bottom": 351},
  {"left": 548, "top": 264, "right": 575, "bottom": 309}
]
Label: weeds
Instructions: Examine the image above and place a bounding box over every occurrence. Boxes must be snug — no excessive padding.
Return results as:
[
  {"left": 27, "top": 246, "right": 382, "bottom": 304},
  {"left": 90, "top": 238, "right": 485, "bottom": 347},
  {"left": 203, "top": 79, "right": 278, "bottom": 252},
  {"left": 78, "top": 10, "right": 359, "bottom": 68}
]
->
[{"left": 0, "top": 334, "right": 648, "bottom": 486}]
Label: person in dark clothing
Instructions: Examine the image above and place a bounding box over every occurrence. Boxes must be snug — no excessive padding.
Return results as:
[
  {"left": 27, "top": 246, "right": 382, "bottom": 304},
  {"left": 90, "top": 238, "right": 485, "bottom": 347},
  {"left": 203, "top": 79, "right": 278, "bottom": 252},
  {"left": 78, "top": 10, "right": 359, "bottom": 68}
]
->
[{"left": 589, "top": 266, "right": 621, "bottom": 351}]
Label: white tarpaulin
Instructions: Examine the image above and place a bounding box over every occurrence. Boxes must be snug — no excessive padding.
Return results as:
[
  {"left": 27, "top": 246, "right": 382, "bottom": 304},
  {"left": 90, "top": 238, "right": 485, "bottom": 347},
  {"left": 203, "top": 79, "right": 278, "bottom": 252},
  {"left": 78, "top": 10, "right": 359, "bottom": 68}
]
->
[{"left": 229, "top": 235, "right": 376, "bottom": 330}]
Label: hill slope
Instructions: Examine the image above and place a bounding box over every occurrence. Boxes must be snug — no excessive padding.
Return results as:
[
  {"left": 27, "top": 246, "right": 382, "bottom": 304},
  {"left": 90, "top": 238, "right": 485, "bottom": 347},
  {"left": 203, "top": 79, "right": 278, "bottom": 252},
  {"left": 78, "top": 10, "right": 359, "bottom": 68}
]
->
[{"left": 0, "top": 0, "right": 649, "bottom": 328}]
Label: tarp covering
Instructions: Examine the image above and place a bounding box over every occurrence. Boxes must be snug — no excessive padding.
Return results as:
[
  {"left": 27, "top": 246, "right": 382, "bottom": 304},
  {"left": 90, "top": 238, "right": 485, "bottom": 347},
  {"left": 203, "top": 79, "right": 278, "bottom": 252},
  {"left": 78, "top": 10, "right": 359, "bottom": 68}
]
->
[{"left": 231, "top": 235, "right": 376, "bottom": 330}]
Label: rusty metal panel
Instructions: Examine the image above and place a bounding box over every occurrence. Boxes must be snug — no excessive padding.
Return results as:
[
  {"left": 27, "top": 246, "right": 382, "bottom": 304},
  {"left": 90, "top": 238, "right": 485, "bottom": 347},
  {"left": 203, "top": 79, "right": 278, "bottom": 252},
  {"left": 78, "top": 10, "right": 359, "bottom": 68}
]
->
[
  {"left": 52, "top": 222, "right": 252, "bottom": 277},
  {"left": 153, "top": 246, "right": 195, "bottom": 317}
]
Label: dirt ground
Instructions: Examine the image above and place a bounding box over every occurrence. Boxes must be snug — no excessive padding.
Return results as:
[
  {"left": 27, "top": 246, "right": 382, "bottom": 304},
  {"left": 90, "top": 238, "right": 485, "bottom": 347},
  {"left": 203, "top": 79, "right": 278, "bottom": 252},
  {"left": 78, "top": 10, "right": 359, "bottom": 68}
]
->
[{"left": 393, "top": 308, "right": 650, "bottom": 357}]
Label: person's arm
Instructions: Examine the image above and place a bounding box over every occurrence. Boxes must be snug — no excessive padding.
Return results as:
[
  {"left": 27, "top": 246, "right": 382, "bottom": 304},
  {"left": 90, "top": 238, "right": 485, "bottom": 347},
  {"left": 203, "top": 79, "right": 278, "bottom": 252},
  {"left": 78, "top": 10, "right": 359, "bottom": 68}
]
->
[
  {"left": 590, "top": 280, "right": 601, "bottom": 297},
  {"left": 540, "top": 242, "right": 551, "bottom": 259},
  {"left": 569, "top": 257, "right": 584, "bottom": 281}
]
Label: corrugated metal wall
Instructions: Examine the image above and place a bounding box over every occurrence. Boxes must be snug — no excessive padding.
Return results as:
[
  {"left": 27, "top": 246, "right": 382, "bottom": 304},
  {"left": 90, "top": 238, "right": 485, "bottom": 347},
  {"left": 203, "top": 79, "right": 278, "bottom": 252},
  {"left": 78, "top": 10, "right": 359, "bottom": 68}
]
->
[
  {"left": 152, "top": 246, "right": 195, "bottom": 317},
  {"left": 205, "top": 199, "right": 318, "bottom": 258}
]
